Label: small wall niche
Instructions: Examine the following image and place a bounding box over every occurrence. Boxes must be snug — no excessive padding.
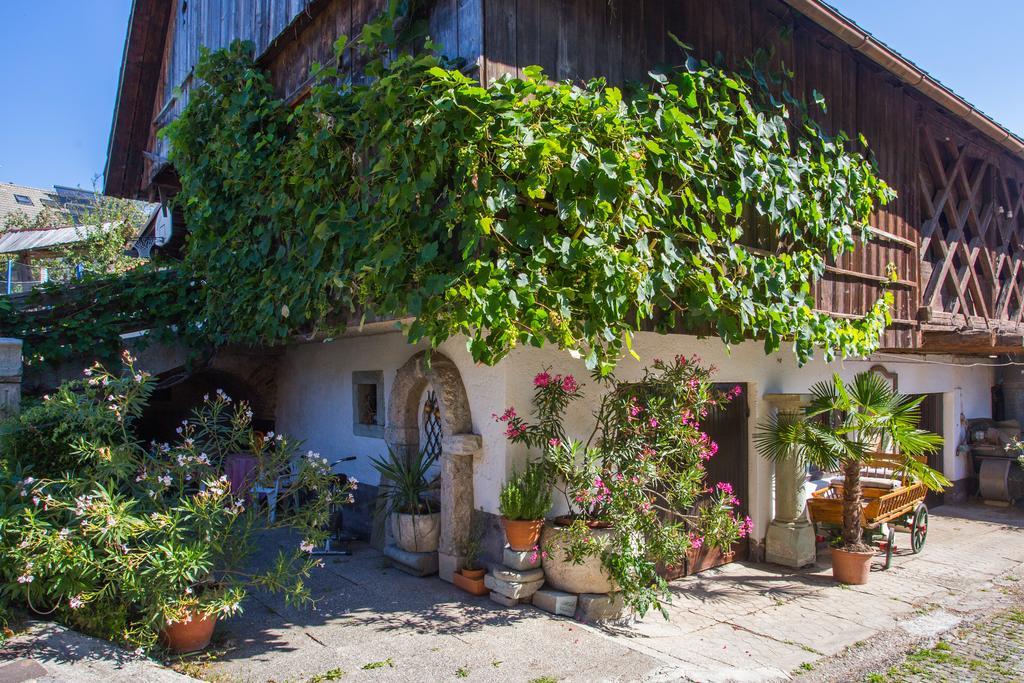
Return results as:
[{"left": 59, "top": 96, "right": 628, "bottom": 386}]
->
[{"left": 352, "top": 370, "right": 385, "bottom": 438}]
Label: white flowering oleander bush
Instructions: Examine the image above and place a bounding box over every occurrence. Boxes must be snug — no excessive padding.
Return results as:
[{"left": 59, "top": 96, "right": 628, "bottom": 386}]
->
[{"left": 0, "top": 353, "right": 352, "bottom": 649}]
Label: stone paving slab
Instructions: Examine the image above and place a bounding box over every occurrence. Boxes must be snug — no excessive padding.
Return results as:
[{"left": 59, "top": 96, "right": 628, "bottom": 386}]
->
[{"left": 0, "top": 622, "right": 195, "bottom": 682}]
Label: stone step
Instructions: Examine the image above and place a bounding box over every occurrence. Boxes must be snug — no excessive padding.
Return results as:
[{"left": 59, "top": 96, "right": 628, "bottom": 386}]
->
[
  {"left": 503, "top": 546, "right": 542, "bottom": 571},
  {"left": 484, "top": 573, "right": 544, "bottom": 600},
  {"left": 532, "top": 588, "right": 578, "bottom": 617},
  {"left": 382, "top": 544, "right": 438, "bottom": 577},
  {"left": 489, "top": 565, "right": 544, "bottom": 584},
  {"left": 576, "top": 592, "right": 626, "bottom": 623}
]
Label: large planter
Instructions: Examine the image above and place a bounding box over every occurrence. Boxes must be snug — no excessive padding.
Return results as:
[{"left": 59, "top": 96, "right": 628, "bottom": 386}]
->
[
  {"left": 502, "top": 518, "right": 544, "bottom": 551},
  {"left": 831, "top": 546, "right": 874, "bottom": 585},
  {"left": 541, "top": 522, "right": 618, "bottom": 594},
  {"left": 391, "top": 512, "right": 441, "bottom": 553},
  {"left": 686, "top": 546, "right": 735, "bottom": 575},
  {"left": 161, "top": 612, "right": 217, "bottom": 654}
]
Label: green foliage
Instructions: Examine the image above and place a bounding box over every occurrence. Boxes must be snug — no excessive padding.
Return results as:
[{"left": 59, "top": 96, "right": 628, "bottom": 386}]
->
[
  {"left": 11, "top": 7, "right": 896, "bottom": 375},
  {"left": 755, "top": 371, "right": 945, "bottom": 548},
  {"left": 0, "top": 355, "right": 348, "bottom": 649},
  {"left": 499, "top": 358, "right": 747, "bottom": 617},
  {"left": 369, "top": 446, "right": 437, "bottom": 515},
  {"left": 498, "top": 462, "right": 552, "bottom": 521},
  {"left": 0, "top": 266, "right": 199, "bottom": 368},
  {"left": 159, "top": 7, "right": 893, "bottom": 375}
]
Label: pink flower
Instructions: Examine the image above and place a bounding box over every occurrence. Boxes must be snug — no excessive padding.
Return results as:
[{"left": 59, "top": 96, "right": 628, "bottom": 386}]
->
[
  {"left": 561, "top": 375, "right": 579, "bottom": 393},
  {"left": 738, "top": 515, "right": 753, "bottom": 538},
  {"left": 69, "top": 596, "right": 84, "bottom": 609},
  {"left": 688, "top": 533, "right": 704, "bottom": 550},
  {"left": 548, "top": 438, "right": 561, "bottom": 448},
  {"left": 505, "top": 423, "right": 526, "bottom": 439},
  {"left": 534, "top": 371, "right": 552, "bottom": 388},
  {"left": 648, "top": 417, "right": 659, "bottom": 428},
  {"left": 716, "top": 482, "right": 734, "bottom": 496},
  {"left": 493, "top": 407, "right": 518, "bottom": 423}
]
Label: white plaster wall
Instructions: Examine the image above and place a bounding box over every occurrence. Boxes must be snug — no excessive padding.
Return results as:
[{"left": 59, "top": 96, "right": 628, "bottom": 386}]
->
[
  {"left": 276, "top": 332, "right": 510, "bottom": 509},
  {"left": 276, "top": 329, "right": 995, "bottom": 543}
]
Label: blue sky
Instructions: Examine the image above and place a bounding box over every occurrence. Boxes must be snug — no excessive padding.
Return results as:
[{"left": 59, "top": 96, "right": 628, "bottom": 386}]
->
[{"left": 0, "top": 1, "right": 1022, "bottom": 192}]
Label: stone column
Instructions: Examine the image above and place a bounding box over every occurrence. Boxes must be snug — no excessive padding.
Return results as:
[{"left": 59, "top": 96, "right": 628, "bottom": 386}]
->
[
  {"left": 0, "top": 338, "right": 22, "bottom": 418},
  {"left": 764, "top": 394, "right": 817, "bottom": 568},
  {"left": 438, "top": 433, "right": 482, "bottom": 582}
]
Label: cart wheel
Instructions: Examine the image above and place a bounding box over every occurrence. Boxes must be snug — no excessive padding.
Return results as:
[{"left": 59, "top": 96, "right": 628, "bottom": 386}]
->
[
  {"left": 884, "top": 527, "right": 895, "bottom": 570},
  {"left": 910, "top": 504, "right": 928, "bottom": 553}
]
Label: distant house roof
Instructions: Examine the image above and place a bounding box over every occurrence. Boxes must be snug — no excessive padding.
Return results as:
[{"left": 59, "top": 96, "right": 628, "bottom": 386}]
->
[
  {"left": 0, "top": 181, "right": 159, "bottom": 255},
  {"left": 0, "top": 225, "right": 101, "bottom": 255},
  {"left": 0, "top": 183, "right": 65, "bottom": 225}
]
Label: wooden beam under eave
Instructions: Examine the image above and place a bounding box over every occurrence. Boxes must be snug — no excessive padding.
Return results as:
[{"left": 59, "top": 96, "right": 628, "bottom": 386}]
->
[{"left": 920, "top": 329, "right": 1024, "bottom": 354}]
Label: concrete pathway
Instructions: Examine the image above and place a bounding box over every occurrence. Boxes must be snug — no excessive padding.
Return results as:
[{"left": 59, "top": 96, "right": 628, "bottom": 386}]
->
[
  {"left": 0, "top": 621, "right": 194, "bottom": 683},
  {"left": 613, "top": 503, "right": 1024, "bottom": 682},
  {"left": 194, "top": 503, "right": 1024, "bottom": 683},
  {"left": 3, "top": 503, "right": 1022, "bottom": 682}
]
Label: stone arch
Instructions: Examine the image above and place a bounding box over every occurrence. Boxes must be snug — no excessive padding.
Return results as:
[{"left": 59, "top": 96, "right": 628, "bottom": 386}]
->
[{"left": 385, "top": 350, "right": 481, "bottom": 582}]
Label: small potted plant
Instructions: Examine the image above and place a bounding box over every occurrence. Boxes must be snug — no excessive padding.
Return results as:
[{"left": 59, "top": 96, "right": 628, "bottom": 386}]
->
[
  {"left": 452, "top": 515, "right": 488, "bottom": 595},
  {"left": 498, "top": 462, "right": 552, "bottom": 551},
  {"left": 371, "top": 447, "right": 440, "bottom": 553}
]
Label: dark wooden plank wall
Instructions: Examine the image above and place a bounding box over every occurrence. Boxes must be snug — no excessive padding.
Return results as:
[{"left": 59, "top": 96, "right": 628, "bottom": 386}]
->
[
  {"left": 478, "top": 0, "right": 952, "bottom": 350},
  {"left": 147, "top": 0, "right": 482, "bottom": 167}
]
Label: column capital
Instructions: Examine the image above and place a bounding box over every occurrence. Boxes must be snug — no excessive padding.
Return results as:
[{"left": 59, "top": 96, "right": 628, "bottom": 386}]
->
[{"left": 441, "top": 433, "right": 482, "bottom": 457}]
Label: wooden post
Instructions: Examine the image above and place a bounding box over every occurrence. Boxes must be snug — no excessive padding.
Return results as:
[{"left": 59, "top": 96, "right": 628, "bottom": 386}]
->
[{"left": 0, "top": 338, "right": 23, "bottom": 419}]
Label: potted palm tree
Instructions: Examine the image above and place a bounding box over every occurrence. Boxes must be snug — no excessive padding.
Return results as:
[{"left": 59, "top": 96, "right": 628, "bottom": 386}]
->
[
  {"left": 371, "top": 447, "right": 440, "bottom": 553},
  {"left": 756, "top": 372, "right": 947, "bottom": 584},
  {"left": 453, "top": 515, "right": 488, "bottom": 595}
]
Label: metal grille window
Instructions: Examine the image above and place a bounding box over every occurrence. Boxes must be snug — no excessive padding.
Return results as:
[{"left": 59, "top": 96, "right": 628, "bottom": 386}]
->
[{"left": 421, "top": 390, "right": 443, "bottom": 461}]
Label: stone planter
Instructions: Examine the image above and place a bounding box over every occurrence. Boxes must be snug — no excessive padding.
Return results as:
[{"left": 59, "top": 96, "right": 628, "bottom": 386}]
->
[
  {"left": 541, "top": 522, "right": 618, "bottom": 594},
  {"left": 391, "top": 512, "right": 441, "bottom": 553}
]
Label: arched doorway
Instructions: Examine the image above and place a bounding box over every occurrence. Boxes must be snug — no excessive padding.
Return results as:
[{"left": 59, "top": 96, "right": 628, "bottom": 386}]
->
[{"left": 385, "top": 351, "right": 481, "bottom": 582}]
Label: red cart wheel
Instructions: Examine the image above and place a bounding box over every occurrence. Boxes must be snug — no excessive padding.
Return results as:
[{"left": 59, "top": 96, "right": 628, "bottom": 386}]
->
[{"left": 910, "top": 503, "right": 928, "bottom": 554}]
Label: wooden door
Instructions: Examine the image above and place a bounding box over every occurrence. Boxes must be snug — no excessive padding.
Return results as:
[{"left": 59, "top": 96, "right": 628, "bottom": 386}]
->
[
  {"left": 699, "top": 383, "right": 750, "bottom": 560},
  {"left": 917, "top": 393, "right": 945, "bottom": 507}
]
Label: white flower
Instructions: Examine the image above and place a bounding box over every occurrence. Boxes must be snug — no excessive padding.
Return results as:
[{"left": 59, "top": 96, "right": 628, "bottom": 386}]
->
[
  {"left": 58, "top": 528, "right": 70, "bottom": 539},
  {"left": 185, "top": 587, "right": 193, "bottom": 595},
  {"left": 83, "top": 368, "right": 93, "bottom": 376},
  {"left": 159, "top": 475, "right": 172, "bottom": 486},
  {"left": 134, "top": 373, "right": 143, "bottom": 382},
  {"left": 203, "top": 393, "right": 210, "bottom": 401},
  {"left": 17, "top": 574, "right": 33, "bottom": 584},
  {"left": 175, "top": 426, "right": 183, "bottom": 434},
  {"left": 275, "top": 433, "right": 283, "bottom": 441},
  {"left": 300, "top": 541, "right": 315, "bottom": 553},
  {"left": 69, "top": 596, "right": 84, "bottom": 609},
  {"left": 133, "top": 648, "right": 145, "bottom": 656},
  {"left": 22, "top": 477, "right": 35, "bottom": 485},
  {"left": 266, "top": 431, "right": 275, "bottom": 439}
]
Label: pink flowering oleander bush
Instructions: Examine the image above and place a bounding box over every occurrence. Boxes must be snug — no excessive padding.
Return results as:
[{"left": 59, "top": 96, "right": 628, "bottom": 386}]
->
[
  {"left": 496, "top": 356, "right": 748, "bottom": 617},
  {"left": 0, "top": 354, "right": 350, "bottom": 650}
]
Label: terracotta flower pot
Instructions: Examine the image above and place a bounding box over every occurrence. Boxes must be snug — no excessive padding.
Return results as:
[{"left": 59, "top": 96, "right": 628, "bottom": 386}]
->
[
  {"left": 161, "top": 612, "right": 217, "bottom": 653},
  {"left": 831, "top": 546, "right": 875, "bottom": 585},
  {"left": 502, "top": 518, "right": 544, "bottom": 551},
  {"left": 453, "top": 569, "right": 489, "bottom": 595},
  {"left": 461, "top": 567, "right": 486, "bottom": 580}
]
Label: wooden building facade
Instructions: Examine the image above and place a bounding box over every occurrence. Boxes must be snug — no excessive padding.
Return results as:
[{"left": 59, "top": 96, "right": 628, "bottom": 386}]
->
[{"left": 105, "top": 0, "right": 1024, "bottom": 355}]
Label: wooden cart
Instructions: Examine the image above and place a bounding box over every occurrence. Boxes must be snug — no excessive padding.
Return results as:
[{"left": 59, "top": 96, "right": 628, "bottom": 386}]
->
[{"left": 806, "top": 454, "right": 929, "bottom": 570}]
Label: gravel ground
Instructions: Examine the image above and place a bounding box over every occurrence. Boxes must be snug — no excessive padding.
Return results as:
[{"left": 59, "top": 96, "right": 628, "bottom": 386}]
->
[{"left": 794, "top": 576, "right": 1024, "bottom": 683}]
